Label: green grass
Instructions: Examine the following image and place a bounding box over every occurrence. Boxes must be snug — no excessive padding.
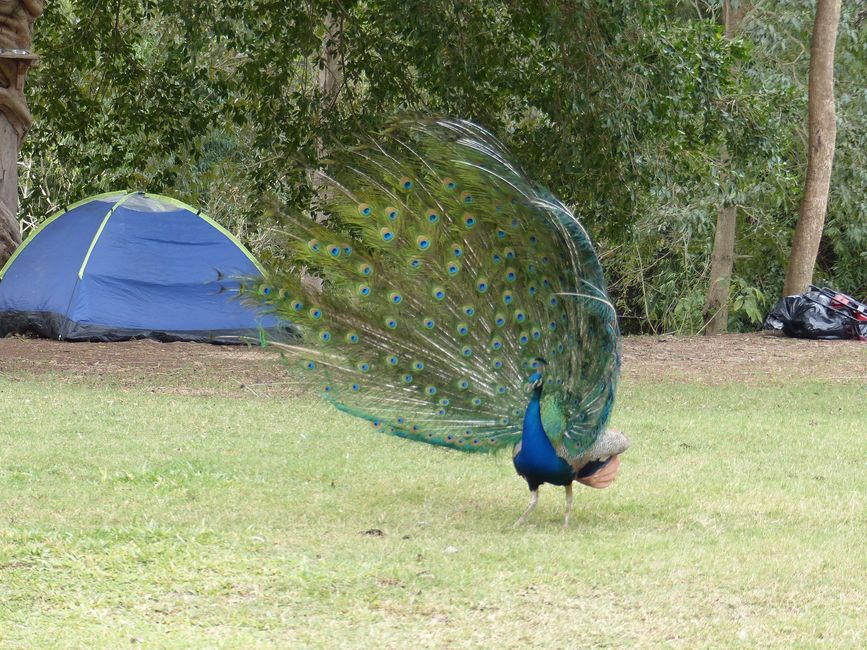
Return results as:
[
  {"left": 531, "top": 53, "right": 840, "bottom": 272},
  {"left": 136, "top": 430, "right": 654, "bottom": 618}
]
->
[{"left": 0, "top": 371, "right": 865, "bottom": 648}]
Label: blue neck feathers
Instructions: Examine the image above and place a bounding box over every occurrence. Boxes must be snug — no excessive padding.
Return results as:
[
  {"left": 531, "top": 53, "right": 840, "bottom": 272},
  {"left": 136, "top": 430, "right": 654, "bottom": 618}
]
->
[{"left": 513, "top": 383, "right": 574, "bottom": 488}]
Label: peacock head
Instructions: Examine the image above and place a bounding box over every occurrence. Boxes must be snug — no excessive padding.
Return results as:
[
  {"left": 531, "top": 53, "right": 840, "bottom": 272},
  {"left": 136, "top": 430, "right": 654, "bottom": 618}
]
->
[{"left": 526, "top": 357, "right": 548, "bottom": 394}]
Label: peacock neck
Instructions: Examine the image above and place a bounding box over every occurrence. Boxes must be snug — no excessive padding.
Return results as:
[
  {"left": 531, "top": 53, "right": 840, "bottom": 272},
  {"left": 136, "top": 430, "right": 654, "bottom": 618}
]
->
[
  {"left": 521, "top": 386, "right": 554, "bottom": 453},
  {"left": 514, "top": 383, "right": 575, "bottom": 488}
]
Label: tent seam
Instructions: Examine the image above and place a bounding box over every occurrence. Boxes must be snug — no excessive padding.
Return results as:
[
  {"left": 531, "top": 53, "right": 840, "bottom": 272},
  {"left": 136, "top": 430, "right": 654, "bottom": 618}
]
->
[
  {"left": 77, "top": 192, "right": 137, "bottom": 279},
  {"left": 0, "top": 190, "right": 130, "bottom": 280}
]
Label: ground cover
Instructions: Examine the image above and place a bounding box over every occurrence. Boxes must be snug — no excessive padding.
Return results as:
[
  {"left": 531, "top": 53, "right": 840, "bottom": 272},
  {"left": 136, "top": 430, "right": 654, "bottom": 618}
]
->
[{"left": 0, "top": 335, "right": 864, "bottom": 648}]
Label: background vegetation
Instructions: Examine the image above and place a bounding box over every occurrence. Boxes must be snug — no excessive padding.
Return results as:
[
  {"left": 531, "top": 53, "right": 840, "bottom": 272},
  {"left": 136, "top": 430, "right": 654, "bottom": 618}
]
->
[{"left": 18, "top": 0, "right": 867, "bottom": 334}]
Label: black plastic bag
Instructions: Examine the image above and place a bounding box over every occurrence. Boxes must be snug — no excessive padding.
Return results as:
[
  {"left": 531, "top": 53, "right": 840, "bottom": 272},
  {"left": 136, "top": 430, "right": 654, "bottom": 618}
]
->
[{"left": 764, "top": 286, "right": 867, "bottom": 341}]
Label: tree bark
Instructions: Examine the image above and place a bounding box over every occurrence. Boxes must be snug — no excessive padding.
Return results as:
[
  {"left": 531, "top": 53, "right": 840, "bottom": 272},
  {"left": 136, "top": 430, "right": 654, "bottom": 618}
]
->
[
  {"left": 0, "top": 0, "right": 43, "bottom": 267},
  {"left": 702, "top": 0, "right": 747, "bottom": 335},
  {"left": 783, "top": 0, "right": 841, "bottom": 296}
]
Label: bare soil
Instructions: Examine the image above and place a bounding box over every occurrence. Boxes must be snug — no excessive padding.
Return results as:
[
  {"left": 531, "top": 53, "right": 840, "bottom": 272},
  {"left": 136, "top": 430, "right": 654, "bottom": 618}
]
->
[{"left": 0, "top": 333, "right": 863, "bottom": 396}]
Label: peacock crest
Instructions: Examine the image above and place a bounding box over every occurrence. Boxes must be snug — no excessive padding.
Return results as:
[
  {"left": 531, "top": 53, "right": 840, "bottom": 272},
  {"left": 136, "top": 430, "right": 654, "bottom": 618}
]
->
[{"left": 249, "top": 117, "right": 620, "bottom": 463}]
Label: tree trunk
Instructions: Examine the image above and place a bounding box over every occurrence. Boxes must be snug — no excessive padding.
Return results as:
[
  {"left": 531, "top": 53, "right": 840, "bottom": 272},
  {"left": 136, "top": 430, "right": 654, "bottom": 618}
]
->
[
  {"left": 0, "top": 116, "right": 19, "bottom": 260},
  {"left": 0, "top": 0, "right": 43, "bottom": 267},
  {"left": 313, "top": 12, "right": 342, "bottom": 227},
  {"left": 318, "top": 13, "right": 342, "bottom": 102},
  {"left": 702, "top": 0, "right": 747, "bottom": 335},
  {"left": 704, "top": 163, "right": 737, "bottom": 333},
  {"left": 783, "top": 0, "right": 841, "bottom": 296}
]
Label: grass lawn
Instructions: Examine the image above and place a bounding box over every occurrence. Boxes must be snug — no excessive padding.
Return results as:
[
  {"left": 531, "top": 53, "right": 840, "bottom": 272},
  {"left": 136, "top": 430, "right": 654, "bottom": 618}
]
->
[{"left": 0, "top": 340, "right": 865, "bottom": 648}]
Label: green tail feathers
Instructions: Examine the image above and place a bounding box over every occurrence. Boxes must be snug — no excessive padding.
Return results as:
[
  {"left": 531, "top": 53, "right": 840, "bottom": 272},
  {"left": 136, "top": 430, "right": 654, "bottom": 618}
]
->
[{"left": 245, "top": 117, "right": 620, "bottom": 458}]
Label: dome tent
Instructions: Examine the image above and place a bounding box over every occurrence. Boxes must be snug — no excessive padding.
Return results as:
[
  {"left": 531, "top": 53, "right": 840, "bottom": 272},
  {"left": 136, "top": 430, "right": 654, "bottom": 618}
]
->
[{"left": 0, "top": 191, "right": 284, "bottom": 343}]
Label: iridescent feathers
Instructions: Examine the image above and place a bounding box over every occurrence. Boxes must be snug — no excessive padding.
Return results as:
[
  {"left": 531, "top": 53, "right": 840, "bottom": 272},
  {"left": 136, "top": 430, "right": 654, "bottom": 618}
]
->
[{"left": 250, "top": 118, "right": 620, "bottom": 458}]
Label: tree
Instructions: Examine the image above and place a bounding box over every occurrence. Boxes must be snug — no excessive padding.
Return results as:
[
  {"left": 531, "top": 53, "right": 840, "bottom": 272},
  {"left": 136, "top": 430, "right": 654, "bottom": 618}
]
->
[
  {"left": 702, "top": 0, "right": 748, "bottom": 335},
  {"left": 782, "top": 0, "right": 842, "bottom": 296},
  {"left": 0, "top": 0, "right": 42, "bottom": 266}
]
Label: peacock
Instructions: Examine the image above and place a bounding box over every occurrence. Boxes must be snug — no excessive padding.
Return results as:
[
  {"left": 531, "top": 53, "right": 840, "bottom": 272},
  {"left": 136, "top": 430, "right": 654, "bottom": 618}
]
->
[{"left": 248, "top": 117, "right": 628, "bottom": 527}]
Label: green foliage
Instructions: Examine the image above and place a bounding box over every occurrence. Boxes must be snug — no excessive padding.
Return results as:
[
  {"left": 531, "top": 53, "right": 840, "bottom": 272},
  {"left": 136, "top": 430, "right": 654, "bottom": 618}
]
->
[{"left": 19, "top": 0, "right": 866, "bottom": 333}]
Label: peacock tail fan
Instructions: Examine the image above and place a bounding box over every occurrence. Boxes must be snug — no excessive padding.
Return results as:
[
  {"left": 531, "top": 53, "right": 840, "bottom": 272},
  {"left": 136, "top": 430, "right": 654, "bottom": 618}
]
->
[{"left": 245, "top": 117, "right": 620, "bottom": 459}]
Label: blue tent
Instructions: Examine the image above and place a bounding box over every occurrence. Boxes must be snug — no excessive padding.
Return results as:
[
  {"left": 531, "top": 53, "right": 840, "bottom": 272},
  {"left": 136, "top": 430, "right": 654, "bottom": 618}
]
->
[{"left": 0, "top": 191, "right": 284, "bottom": 343}]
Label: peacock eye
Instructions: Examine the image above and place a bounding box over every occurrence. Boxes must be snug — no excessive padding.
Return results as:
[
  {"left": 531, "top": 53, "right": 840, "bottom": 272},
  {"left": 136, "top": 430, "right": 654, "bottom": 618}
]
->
[
  {"left": 416, "top": 236, "right": 430, "bottom": 250},
  {"left": 358, "top": 203, "right": 372, "bottom": 216}
]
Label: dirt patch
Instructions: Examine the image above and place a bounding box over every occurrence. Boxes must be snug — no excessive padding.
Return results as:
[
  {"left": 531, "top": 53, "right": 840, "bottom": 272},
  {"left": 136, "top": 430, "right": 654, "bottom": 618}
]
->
[
  {"left": 622, "top": 332, "right": 865, "bottom": 385},
  {"left": 0, "top": 332, "right": 864, "bottom": 395},
  {"left": 0, "top": 337, "right": 292, "bottom": 397}
]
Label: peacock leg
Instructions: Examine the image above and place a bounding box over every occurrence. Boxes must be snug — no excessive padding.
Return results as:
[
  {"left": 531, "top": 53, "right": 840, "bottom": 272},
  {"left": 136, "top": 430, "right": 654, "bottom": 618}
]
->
[
  {"left": 563, "top": 483, "right": 574, "bottom": 529},
  {"left": 513, "top": 489, "right": 539, "bottom": 527}
]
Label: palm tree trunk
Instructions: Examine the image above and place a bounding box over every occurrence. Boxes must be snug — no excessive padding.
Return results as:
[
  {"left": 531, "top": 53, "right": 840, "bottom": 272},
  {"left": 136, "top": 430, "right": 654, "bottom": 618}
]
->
[{"left": 0, "top": 0, "right": 43, "bottom": 267}]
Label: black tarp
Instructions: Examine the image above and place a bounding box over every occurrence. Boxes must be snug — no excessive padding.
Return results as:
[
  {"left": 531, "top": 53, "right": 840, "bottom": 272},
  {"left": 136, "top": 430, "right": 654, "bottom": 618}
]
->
[{"left": 764, "top": 286, "right": 867, "bottom": 341}]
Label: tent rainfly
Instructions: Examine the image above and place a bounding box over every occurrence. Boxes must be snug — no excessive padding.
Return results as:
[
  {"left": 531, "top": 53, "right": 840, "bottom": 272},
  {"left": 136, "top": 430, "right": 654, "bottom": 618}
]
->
[{"left": 0, "top": 191, "right": 285, "bottom": 343}]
